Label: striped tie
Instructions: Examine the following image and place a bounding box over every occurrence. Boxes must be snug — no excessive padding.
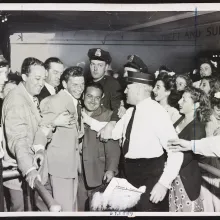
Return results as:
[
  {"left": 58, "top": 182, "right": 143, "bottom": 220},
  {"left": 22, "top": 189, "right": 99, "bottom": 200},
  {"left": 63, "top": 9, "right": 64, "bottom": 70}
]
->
[{"left": 33, "top": 96, "right": 41, "bottom": 114}]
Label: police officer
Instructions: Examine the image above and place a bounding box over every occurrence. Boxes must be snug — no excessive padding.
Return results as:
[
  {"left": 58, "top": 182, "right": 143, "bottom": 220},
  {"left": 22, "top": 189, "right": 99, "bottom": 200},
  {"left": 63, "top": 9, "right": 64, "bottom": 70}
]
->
[{"left": 87, "top": 48, "right": 123, "bottom": 140}]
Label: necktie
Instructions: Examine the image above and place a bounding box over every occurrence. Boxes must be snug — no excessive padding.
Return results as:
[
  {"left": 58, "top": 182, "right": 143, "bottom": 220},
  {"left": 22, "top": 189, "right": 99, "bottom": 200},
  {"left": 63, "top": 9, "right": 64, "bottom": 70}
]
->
[
  {"left": 77, "top": 101, "right": 82, "bottom": 131},
  {"left": 33, "top": 96, "right": 41, "bottom": 114},
  {"left": 54, "top": 86, "right": 59, "bottom": 94},
  {"left": 122, "top": 106, "right": 136, "bottom": 156}
]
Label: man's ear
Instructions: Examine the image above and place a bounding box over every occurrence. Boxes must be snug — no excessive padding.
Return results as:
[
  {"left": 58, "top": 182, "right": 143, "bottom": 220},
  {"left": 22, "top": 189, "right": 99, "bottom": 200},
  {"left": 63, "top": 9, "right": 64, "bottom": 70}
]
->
[
  {"left": 45, "top": 70, "right": 49, "bottom": 78},
  {"left": 62, "top": 80, "right": 67, "bottom": 89},
  {"left": 102, "top": 93, "right": 105, "bottom": 99},
  {"left": 105, "top": 64, "right": 109, "bottom": 72},
  {"left": 21, "top": 74, "right": 27, "bottom": 82}
]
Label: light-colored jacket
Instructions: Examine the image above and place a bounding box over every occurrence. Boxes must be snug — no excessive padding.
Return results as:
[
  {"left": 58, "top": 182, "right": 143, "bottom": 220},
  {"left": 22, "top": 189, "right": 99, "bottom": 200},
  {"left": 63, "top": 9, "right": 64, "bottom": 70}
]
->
[
  {"left": 2, "top": 82, "right": 46, "bottom": 190},
  {"left": 37, "top": 90, "right": 83, "bottom": 179}
]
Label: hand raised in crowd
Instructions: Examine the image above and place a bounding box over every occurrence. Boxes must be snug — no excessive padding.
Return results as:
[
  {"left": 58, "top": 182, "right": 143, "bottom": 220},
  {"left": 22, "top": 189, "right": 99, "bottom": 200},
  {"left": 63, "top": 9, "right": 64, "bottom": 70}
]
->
[
  {"left": 53, "top": 111, "right": 76, "bottom": 128},
  {"left": 103, "top": 170, "right": 114, "bottom": 183},
  {"left": 26, "top": 169, "right": 41, "bottom": 189},
  {"left": 118, "top": 101, "right": 126, "bottom": 119},
  {"left": 33, "top": 149, "right": 44, "bottom": 169},
  {"left": 97, "top": 121, "right": 116, "bottom": 143},
  {"left": 150, "top": 182, "right": 168, "bottom": 204},
  {"left": 2, "top": 160, "right": 18, "bottom": 170},
  {"left": 167, "top": 139, "right": 192, "bottom": 152}
]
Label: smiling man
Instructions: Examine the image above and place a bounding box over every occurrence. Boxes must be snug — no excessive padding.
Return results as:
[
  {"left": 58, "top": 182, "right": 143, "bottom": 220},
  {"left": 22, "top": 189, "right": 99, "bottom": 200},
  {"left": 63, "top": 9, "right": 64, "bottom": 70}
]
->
[
  {"left": 35, "top": 66, "right": 85, "bottom": 211},
  {"left": 2, "top": 57, "right": 46, "bottom": 211},
  {"left": 77, "top": 82, "right": 120, "bottom": 211}
]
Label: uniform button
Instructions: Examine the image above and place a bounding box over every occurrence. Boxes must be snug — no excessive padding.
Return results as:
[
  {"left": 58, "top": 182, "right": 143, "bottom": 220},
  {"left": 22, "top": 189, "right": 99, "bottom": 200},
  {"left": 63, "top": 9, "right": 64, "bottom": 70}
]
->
[{"left": 76, "top": 148, "right": 78, "bottom": 151}]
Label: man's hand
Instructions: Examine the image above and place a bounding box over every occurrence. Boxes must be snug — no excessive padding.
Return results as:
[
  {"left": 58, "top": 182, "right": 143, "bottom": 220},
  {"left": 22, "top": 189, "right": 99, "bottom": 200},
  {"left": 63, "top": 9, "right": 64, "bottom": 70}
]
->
[
  {"left": 33, "top": 149, "right": 44, "bottom": 169},
  {"left": 103, "top": 170, "right": 114, "bottom": 183},
  {"left": 2, "top": 160, "right": 18, "bottom": 170},
  {"left": 26, "top": 169, "right": 41, "bottom": 189},
  {"left": 150, "top": 182, "right": 168, "bottom": 204},
  {"left": 167, "top": 139, "right": 192, "bottom": 152},
  {"left": 53, "top": 111, "right": 76, "bottom": 128},
  {"left": 118, "top": 105, "right": 126, "bottom": 119},
  {"left": 97, "top": 121, "right": 116, "bottom": 142}
]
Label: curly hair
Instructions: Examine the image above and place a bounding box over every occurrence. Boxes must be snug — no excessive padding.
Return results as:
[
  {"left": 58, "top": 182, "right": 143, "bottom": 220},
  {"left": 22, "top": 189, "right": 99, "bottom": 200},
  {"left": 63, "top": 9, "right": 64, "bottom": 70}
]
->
[
  {"left": 184, "top": 86, "right": 211, "bottom": 122},
  {"left": 198, "top": 58, "right": 217, "bottom": 77},
  {"left": 156, "top": 74, "right": 182, "bottom": 109},
  {"left": 201, "top": 76, "right": 220, "bottom": 95}
]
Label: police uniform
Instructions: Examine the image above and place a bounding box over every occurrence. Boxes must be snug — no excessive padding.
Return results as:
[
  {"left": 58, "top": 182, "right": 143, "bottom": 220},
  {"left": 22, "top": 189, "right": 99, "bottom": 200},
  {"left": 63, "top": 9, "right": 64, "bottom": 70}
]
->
[{"left": 88, "top": 48, "right": 122, "bottom": 121}]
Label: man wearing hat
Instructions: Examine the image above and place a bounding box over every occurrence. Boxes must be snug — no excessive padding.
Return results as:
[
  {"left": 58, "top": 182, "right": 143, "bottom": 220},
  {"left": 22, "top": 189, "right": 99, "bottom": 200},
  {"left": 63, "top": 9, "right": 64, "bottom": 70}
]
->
[
  {"left": 87, "top": 48, "right": 122, "bottom": 140},
  {"left": 83, "top": 70, "right": 184, "bottom": 211}
]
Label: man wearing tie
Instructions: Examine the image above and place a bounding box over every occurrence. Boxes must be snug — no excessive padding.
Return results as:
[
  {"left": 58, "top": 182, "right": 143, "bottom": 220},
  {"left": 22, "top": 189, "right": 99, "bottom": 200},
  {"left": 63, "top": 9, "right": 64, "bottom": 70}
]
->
[
  {"left": 83, "top": 70, "right": 184, "bottom": 211},
  {"left": 34, "top": 66, "right": 84, "bottom": 211},
  {"left": 37, "top": 57, "right": 64, "bottom": 103}
]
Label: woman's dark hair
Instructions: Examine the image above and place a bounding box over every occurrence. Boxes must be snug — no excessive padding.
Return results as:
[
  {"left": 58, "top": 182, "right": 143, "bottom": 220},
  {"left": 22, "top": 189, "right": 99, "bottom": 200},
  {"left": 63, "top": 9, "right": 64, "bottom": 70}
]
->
[
  {"left": 201, "top": 76, "right": 220, "bottom": 95},
  {"left": 156, "top": 74, "right": 182, "bottom": 109},
  {"left": 7, "top": 73, "right": 23, "bottom": 85},
  {"left": 198, "top": 58, "right": 217, "bottom": 76},
  {"left": 184, "top": 86, "right": 211, "bottom": 122}
]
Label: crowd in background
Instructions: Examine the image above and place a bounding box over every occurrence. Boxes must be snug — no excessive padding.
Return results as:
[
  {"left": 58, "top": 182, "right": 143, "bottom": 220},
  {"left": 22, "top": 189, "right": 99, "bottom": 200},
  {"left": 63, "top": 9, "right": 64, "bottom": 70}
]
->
[{"left": 0, "top": 48, "right": 220, "bottom": 212}]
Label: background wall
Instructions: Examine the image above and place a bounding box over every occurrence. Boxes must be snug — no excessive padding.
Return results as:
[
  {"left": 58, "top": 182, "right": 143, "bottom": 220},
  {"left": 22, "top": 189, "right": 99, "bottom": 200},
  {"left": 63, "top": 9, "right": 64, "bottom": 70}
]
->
[{"left": 10, "top": 22, "right": 220, "bottom": 76}]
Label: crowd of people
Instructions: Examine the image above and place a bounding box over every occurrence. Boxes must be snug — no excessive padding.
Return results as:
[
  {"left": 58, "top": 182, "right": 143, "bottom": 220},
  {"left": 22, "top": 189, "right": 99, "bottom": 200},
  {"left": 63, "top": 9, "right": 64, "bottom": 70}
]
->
[{"left": 0, "top": 47, "right": 220, "bottom": 212}]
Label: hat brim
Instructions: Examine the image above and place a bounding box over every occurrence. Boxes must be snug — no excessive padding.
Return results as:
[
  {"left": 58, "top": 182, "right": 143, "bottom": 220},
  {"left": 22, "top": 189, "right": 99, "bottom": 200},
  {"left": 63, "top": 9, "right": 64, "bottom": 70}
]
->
[
  {"left": 0, "top": 61, "right": 9, "bottom": 68},
  {"left": 124, "top": 62, "right": 139, "bottom": 71},
  {"left": 90, "top": 56, "right": 110, "bottom": 64},
  {"left": 127, "top": 71, "right": 155, "bottom": 85}
]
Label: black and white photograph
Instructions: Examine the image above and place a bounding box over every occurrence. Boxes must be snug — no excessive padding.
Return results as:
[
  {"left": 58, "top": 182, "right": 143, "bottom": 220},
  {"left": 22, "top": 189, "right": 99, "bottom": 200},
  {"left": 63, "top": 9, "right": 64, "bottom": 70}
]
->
[{"left": 0, "top": 3, "right": 220, "bottom": 216}]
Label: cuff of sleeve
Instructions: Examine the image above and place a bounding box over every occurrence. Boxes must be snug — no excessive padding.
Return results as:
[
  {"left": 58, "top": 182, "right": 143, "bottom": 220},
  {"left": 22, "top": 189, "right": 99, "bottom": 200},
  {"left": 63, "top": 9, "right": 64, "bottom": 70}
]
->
[
  {"left": 158, "top": 176, "right": 171, "bottom": 189},
  {"left": 191, "top": 140, "right": 196, "bottom": 153},
  {"left": 33, "top": 145, "right": 45, "bottom": 154},
  {"left": 25, "top": 167, "right": 36, "bottom": 176}
]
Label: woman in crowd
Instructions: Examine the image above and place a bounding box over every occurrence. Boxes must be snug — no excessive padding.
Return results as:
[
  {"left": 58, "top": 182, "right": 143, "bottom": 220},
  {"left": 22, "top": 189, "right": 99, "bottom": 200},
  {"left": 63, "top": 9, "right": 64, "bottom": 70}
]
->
[
  {"left": 199, "top": 76, "right": 220, "bottom": 96},
  {"left": 153, "top": 73, "right": 181, "bottom": 124},
  {"left": 201, "top": 89, "right": 220, "bottom": 211},
  {"left": 175, "top": 74, "right": 192, "bottom": 92},
  {"left": 194, "top": 58, "right": 218, "bottom": 88},
  {"left": 169, "top": 87, "right": 211, "bottom": 212}
]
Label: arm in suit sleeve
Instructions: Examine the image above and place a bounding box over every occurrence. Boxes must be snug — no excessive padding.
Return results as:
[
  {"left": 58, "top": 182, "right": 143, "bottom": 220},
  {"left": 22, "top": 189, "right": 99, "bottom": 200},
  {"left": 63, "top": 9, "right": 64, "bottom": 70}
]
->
[
  {"left": 109, "top": 80, "right": 123, "bottom": 121},
  {"left": 104, "top": 139, "right": 120, "bottom": 175},
  {"left": 192, "top": 136, "right": 220, "bottom": 157},
  {"left": 4, "top": 104, "right": 34, "bottom": 176}
]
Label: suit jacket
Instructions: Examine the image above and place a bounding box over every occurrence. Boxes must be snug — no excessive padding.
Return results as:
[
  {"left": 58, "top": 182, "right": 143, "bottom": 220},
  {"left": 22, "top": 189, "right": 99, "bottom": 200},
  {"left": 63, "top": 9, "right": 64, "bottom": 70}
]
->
[
  {"left": 82, "top": 106, "right": 120, "bottom": 188},
  {"left": 38, "top": 89, "right": 83, "bottom": 179},
  {"left": 2, "top": 82, "right": 46, "bottom": 190},
  {"left": 37, "top": 85, "right": 51, "bottom": 103}
]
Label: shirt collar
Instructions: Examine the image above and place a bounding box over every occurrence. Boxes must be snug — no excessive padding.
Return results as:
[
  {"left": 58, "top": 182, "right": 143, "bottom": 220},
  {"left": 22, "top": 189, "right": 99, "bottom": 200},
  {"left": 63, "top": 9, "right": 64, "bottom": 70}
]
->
[
  {"left": 136, "top": 96, "right": 152, "bottom": 108},
  {"left": 45, "top": 82, "right": 56, "bottom": 95}
]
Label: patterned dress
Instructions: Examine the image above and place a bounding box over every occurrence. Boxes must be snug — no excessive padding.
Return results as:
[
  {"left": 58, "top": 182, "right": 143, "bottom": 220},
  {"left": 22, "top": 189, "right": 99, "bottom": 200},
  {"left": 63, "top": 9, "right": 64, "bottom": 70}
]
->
[{"left": 169, "top": 116, "right": 204, "bottom": 212}]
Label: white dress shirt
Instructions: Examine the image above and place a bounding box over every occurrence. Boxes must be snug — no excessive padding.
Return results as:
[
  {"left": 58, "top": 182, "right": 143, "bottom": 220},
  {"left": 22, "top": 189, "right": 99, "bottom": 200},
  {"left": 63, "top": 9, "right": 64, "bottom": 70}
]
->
[
  {"left": 45, "top": 82, "right": 56, "bottom": 95},
  {"left": 90, "top": 97, "right": 184, "bottom": 189},
  {"left": 192, "top": 136, "right": 220, "bottom": 157}
]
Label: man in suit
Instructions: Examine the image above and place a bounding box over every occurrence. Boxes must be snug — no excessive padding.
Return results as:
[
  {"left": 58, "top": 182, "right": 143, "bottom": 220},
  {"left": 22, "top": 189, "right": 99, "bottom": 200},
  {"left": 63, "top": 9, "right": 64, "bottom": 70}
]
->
[
  {"left": 2, "top": 57, "right": 47, "bottom": 211},
  {"left": 35, "top": 66, "right": 84, "bottom": 211},
  {"left": 78, "top": 82, "right": 120, "bottom": 211},
  {"left": 37, "top": 57, "right": 64, "bottom": 103}
]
